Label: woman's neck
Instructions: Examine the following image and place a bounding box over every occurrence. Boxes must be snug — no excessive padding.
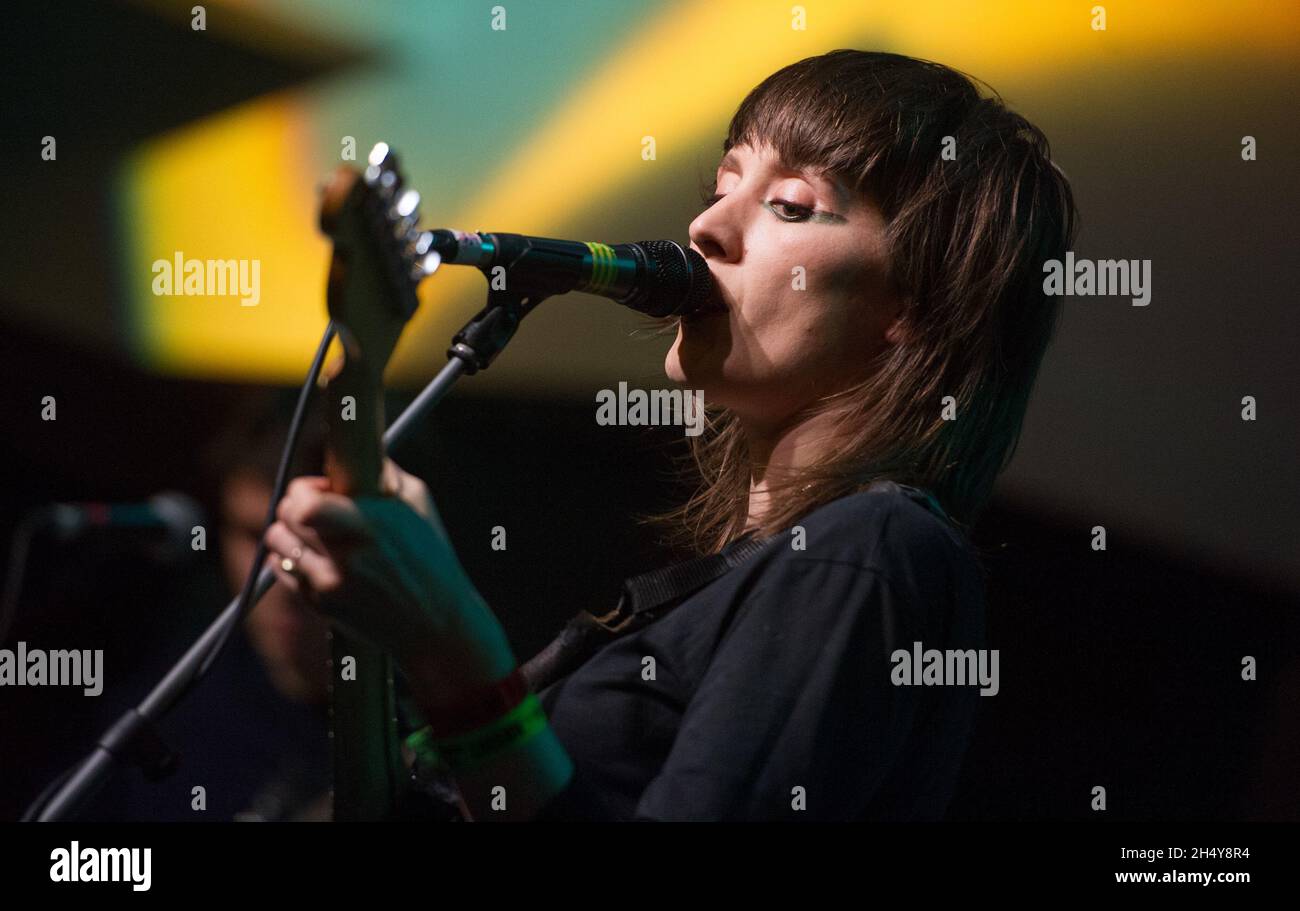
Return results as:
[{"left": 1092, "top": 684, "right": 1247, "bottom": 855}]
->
[{"left": 742, "top": 406, "right": 843, "bottom": 533}]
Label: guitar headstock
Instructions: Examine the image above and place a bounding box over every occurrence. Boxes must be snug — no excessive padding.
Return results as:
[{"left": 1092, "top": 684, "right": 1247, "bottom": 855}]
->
[{"left": 318, "top": 142, "right": 440, "bottom": 374}]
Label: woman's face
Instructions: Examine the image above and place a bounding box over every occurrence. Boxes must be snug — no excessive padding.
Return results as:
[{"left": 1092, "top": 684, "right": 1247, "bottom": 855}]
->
[{"left": 665, "top": 140, "right": 904, "bottom": 429}]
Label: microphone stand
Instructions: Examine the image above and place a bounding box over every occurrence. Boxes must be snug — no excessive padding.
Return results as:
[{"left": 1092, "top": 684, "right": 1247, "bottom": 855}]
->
[{"left": 33, "top": 285, "right": 546, "bottom": 821}]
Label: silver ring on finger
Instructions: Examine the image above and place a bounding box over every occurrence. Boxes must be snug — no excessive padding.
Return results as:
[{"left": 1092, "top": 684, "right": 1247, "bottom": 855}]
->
[{"left": 279, "top": 544, "right": 306, "bottom": 577}]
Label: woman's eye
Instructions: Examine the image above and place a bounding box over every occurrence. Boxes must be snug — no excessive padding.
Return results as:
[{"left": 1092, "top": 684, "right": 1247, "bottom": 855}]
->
[
  {"left": 698, "top": 194, "right": 818, "bottom": 222},
  {"left": 767, "top": 199, "right": 815, "bottom": 222}
]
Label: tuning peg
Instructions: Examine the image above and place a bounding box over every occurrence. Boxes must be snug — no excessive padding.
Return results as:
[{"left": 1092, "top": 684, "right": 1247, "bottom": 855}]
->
[
  {"left": 364, "top": 143, "right": 400, "bottom": 187},
  {"left": 368, "top": 142, "right": 392, "bottom": 168},
  {"left": 391, "top": 189, "right": 420, "bottom": 237},
  {"left": 411, "top": 251, "right": 441, "bottom": 281},
  {"left": 376, "top": 168, "right": 401, "bottom": 198},
  {"left": 392, "top": 189, "right": 420, "bottom": 219},
  {"left": 409, "top": 230, "right": 435, "bottom": 256}
]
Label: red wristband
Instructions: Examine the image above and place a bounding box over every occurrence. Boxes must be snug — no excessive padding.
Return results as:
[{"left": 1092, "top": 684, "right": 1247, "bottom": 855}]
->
[{"left": 423, "top": 666, "right": 530, "bottom": 739}]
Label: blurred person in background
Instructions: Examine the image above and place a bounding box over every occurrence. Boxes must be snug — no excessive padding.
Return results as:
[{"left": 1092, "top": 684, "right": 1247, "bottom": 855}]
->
[{"left": 85, "top": 390, "right": 333, "bottom": 821}]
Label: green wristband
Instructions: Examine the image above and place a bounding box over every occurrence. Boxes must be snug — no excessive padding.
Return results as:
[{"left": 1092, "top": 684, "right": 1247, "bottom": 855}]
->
[{"left": 406, "top": 693, "right": 547, "bottom": 776}]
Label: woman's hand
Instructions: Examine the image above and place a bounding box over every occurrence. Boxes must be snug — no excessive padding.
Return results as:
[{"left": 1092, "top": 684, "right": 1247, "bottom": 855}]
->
[{"left": 264, "top": 459, "right": 516, "bottom": 701}]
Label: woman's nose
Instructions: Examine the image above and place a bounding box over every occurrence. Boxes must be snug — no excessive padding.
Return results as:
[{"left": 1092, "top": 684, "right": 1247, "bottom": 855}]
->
[{"left": 689, "top": 199, "right": 741, "bottom": 264}]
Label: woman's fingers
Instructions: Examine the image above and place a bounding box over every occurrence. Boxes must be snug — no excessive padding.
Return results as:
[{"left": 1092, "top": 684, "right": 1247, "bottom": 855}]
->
[
  {"left": 265, "top": 520, "right": 304, "bottom": 564},
  {"left": 276, "top": 479, "right": 371, "bottom": 552},
  {"left": 298, "top": 496, "right": 372, "bottom": 545},
  {"left": 380, "top": 459, "right": 404, "bottom": 499},
  {"left": 264, "top": 522, "right": 305, "bottom": 595},
  {"left": 289, "top": 475, "right": 331, "bottom": 491},
  {"left": 381, "top": 458, "right": 446, "bottom": 533},
  {"left": 265, "top": 521, "right": 344, "bottom": 597},
  {"left": 267, "top": 551, "right": 302, "bottom": 595}
]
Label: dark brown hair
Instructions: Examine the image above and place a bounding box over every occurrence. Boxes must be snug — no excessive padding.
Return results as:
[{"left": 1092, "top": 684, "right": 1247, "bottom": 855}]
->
[{"left": 654, "top": 50, "right": 1078, "bottom": 554}]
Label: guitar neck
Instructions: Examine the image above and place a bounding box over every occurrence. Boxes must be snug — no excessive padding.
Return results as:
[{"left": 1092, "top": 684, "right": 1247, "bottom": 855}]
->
[
  {"left": 324, "top": 355, "right": 385, "bottom": 499},
  {"left": 315, "top": 144, "right": 430, "bottom": 822},
  {"left": 324, "top": 355, "right": 408, "bottom": 822}
]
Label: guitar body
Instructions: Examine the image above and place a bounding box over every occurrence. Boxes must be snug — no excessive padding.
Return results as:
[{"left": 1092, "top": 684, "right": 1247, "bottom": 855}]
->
[
  {"left": 316, "top": 143, "right": 437, "bottom": 821},
  {"left": 329, "top": 633, "right": 404, "bottom": 820}
]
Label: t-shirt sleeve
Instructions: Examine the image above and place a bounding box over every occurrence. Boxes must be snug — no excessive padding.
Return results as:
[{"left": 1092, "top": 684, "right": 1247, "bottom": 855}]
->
[{"left": 632, "top": 557, "right": 933, "bottom": 821}]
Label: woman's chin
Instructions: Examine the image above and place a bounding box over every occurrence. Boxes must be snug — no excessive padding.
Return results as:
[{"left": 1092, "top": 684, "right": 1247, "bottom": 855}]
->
[
  {"left": 663, "top": 349, "right": 687, "bottom": 385},
  {"left": 665, "top": 346, "right": 723, "bottom": 392},
  {"left": 664, "top": 332, "right": 703, "bottom": 386},
  {"left": 666, "top": 323, "right": 726, "bottom": 388}
]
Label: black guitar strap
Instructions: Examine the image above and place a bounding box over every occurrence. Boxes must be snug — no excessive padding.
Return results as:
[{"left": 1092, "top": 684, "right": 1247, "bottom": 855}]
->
[
  {"left": 519, "top": 480, "right": 950, "bottom": 693},
  {"left": 518, "top": 533, "right": 776, "bottom": 694}
]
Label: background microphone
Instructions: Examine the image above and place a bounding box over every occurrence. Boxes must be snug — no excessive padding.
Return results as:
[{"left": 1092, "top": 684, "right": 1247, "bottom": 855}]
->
[
  {"left": 1, "top": 493, "right": 206, "bottom": 643},
  {"left": 34, "top": 492, "right": 205, "bottom": 546},
  {"left": 427, "top": 230, "right": 716, "bottom": 318}
]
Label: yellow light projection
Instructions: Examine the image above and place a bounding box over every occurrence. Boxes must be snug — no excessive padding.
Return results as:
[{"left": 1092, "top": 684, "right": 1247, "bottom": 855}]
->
[
  {"left": 121, "top": 0, "right": 1298, "bottom": 384},
  {"left": 120, "top": 94, "right": 332, "bottom": 380}
]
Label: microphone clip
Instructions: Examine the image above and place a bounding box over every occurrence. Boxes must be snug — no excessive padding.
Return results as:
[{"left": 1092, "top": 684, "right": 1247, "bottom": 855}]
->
[{"left": 447, "top": 286, "right": 549, "bottom": 375}]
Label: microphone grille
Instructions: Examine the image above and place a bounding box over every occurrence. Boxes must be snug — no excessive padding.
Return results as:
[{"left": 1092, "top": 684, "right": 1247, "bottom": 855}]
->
[{"left": 638, "top": 241, "right": 712, "bottom": 317}]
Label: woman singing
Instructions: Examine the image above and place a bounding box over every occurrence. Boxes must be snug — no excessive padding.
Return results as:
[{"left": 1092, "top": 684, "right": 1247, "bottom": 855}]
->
[{"left": 264, "top": 49, "right": 1076, "bottom": 821}]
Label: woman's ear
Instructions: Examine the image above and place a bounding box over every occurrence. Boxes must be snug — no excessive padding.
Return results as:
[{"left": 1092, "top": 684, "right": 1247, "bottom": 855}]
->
[
  {"left": 884, "top": 316, "right": 908, "bottom": 346},
  {"left": 883, "top": 296, "right": 910, "bottom": 346}
]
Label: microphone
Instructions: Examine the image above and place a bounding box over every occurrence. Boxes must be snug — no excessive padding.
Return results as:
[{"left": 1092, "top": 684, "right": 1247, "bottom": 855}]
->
[
  {"left": 426, "top": 230, "right": 717, "bottom": 318},
  {"left": 35, "top": 492, "right": 204, "bottom": 546},
  {"left": 0, "top": 493, "right": 206, "bottom": 642}
]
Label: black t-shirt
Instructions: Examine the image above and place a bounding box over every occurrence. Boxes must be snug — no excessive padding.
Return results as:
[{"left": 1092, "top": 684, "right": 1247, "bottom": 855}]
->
[{"left": 533, "top": 482, "right": 987, "bottom": 821}]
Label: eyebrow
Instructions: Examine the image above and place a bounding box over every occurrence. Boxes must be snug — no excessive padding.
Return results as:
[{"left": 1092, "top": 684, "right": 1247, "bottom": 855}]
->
[
  {"left": 719, "top": 148, "right": 818, "bottom": 177},
  {"left": 718, "top": 150, "right": 852, "bottom": 210}
]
